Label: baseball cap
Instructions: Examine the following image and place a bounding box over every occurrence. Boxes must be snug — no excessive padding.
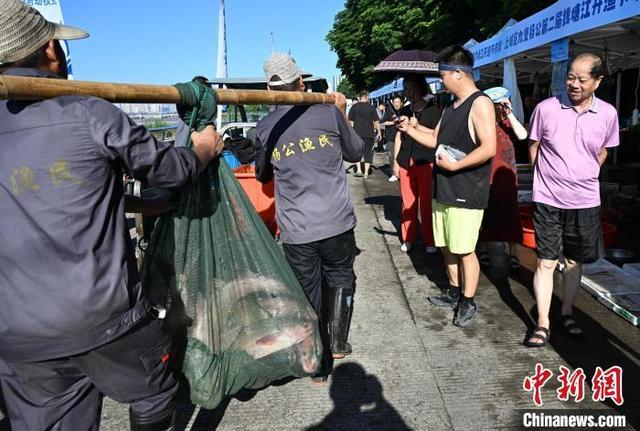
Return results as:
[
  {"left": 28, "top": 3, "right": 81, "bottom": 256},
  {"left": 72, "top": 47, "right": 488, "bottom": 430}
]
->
[
  {"left": 263, "top": 52, "right": 311, "bottom": 86},
  {"left": 0, "top": 0, "right": 88, "bottom": 64}
]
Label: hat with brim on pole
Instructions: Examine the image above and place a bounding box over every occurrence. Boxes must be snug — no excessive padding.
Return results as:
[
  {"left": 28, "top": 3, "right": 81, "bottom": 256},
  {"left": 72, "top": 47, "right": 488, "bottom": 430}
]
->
[
  {"left": 0, "top": 0, "right": 88, "bottom": 65},
  {"left": 373, "top": 50, "right": 439, "bottom": 76}
]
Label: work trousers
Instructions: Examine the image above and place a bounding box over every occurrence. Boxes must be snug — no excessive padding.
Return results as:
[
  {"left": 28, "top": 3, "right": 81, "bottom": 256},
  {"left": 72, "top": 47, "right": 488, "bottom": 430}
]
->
[
  {"left": 282, "top": 229, "right": 357, "bottom": 313},
  {"left": 283, "top": 229, "right": 357, "bottom": 371},
  {"left": 0, "top": 317, "right": 177, "bottom": 431}
]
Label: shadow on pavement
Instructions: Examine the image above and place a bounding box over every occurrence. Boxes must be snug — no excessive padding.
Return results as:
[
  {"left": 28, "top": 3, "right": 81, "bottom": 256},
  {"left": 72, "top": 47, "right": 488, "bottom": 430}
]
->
[
  {"left": 174, "top": 397, "right": 229, "bottom": 431},
  {"left": 175, "top": 386, "right": 265, "bottom": 431},
  {"left": 364, "top": 195, "right": 402, "bottom": 237},
  {"left": 363, "top": 193, "right": 449, "bottom": 294},
  {"left": 305, "top": 362, "right": 411, "bottom": 431},
  {"left": 482, "top": 251, "right": 536, "bottom": 333}
]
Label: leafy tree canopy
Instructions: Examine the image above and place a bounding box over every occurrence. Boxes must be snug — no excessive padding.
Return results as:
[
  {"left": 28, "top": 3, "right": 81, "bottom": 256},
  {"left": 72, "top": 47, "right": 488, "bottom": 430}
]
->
[
  {"left": 327, "top": 0, "right": 554, "bottom": 91},
  {"left": 336, "top": 77, "right": 357, "bottom": 99}
]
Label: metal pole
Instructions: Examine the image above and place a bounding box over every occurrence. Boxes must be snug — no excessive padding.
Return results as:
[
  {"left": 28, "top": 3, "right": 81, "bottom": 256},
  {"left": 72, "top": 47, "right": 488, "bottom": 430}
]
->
[
  {"left": 215, "top": 0, "right": 228, "bottom": 130},
  {"left": 614, "top": 71, "right": 622, "bottom": 164}
]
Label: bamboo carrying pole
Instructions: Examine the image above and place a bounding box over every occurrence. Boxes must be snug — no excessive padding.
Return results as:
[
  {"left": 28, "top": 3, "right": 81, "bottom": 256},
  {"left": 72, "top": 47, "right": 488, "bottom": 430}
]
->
[{"left": 0, "top": 75, "right": 337, "bottom": 105}]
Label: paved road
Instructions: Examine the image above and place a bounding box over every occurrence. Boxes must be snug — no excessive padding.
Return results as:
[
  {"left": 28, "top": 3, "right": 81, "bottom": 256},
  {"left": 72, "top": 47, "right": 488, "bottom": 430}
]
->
[{"left": 2, "top": 153, "right": 639, "bottom": 430}]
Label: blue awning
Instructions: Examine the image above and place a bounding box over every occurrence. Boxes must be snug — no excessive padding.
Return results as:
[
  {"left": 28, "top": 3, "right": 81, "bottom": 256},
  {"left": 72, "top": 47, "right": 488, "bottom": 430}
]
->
[
  {"left": 369, "top": 77, "right": 442, "bottom": 99},
  {"left": 369, "top": 79, "right": 404, "bottom": 99}
]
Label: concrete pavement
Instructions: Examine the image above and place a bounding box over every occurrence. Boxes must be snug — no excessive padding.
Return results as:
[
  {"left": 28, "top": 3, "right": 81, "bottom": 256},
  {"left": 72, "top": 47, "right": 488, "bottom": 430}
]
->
[{"left": 2, "top": 152, "right": 639, "bottom": 430}]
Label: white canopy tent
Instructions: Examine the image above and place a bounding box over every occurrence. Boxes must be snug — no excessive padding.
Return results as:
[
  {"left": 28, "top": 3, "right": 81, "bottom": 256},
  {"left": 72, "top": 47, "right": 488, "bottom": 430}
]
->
[
  {"left": 464, "top": 0, "right": 640, "bottom": 124},
  {"left": 468, "top": 16, "right": 640, "bottom": 82}
]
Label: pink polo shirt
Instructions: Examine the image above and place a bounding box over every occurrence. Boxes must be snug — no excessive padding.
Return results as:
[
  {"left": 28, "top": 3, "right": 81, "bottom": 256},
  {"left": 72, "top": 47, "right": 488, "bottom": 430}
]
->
[{"left": 529, "top": 93, "right": 619, "bottom": 209}]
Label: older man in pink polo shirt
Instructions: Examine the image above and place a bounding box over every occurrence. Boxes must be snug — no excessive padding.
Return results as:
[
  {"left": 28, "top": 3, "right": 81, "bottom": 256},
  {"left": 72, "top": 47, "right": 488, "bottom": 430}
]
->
[{"left": 525, "top": 53, "right": 619, "bottom": 348}]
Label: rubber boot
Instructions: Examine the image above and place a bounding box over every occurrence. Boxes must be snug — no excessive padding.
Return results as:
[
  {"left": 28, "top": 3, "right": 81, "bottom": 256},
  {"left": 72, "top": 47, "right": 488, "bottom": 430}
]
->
[
  {"left": 311, "top": 292, "right": 333, "bottom": 384},
  {"left": 328, "top": 287, "right": 354, "bottom": 359},
  {"left": 129, "top": 408, "right": 175, "bottom": 431}
]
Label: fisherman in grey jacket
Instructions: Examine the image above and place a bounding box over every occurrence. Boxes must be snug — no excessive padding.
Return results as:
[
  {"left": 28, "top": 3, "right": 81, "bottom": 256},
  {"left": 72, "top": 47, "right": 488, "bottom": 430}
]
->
[
  {"left": 0, "top": 1, "right": 223, "bottom": 429},
  {"left": 255, "top": 53, "right": 364, "bottom": 382}
]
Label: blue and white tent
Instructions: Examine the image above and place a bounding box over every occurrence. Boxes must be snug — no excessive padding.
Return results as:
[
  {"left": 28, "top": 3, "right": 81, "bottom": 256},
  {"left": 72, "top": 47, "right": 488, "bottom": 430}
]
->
[
  {"left": 370, "top": 77, "right": 443, "bottom": 102},
  {"left": 462, "top": 0, "right": 640, "bottom": 122}
]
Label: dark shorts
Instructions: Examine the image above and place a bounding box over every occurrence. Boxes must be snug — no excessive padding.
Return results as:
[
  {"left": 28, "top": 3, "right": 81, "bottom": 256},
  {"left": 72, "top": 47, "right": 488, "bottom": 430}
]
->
[
  {"left": 361, "top": 138, "right": 375, "bottom": 164},
  {"left": 533, "top": 202, "right": 602, "bottom": 263}
]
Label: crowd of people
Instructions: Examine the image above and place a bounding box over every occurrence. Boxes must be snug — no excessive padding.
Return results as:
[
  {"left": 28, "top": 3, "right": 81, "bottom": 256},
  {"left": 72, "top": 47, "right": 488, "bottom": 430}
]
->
[
  {"left": 0, "top": 0, "right": 620, "bottom": 428},
  {"left": 351, "top": 48, "right": 617, "bottom": 336}
]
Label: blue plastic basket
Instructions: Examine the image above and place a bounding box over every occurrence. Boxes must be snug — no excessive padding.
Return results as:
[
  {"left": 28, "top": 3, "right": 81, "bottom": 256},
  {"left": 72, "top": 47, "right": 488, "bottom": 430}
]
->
[{"left": 222, "top": 150, "right": 242, "bottom": 168}]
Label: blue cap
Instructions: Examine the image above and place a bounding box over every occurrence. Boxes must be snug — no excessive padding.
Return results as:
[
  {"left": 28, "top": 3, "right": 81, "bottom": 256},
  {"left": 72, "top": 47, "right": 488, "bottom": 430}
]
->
[{"left": 484, "top": 87, "right": 511, "bottom": 103}]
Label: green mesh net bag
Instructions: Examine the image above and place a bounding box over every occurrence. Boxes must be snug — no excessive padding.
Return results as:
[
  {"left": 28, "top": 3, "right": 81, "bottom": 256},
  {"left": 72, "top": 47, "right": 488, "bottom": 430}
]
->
[
  {"left": 142, "top": 159, "right": 322, "bottom": 409},
  {"left": 141, "top": 81, "right": 322, "bottom": 409}
]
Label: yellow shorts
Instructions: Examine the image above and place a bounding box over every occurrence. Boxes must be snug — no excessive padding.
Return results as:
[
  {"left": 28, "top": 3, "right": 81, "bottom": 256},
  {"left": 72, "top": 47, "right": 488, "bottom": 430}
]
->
[{"left": 432, "top": 200, "right": 484, "bottom": 254}]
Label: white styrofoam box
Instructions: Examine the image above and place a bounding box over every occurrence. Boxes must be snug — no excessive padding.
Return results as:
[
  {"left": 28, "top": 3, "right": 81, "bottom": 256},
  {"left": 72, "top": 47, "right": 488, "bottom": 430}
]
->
[
  {"left": 623, "top": 263, "right": 640, "bottom": 279},
  {"left": 518, "top": 190, "right": 533, "bottom": 203},
  {"left": 581, "top": 259, "right": 640, "bottom": 325}
]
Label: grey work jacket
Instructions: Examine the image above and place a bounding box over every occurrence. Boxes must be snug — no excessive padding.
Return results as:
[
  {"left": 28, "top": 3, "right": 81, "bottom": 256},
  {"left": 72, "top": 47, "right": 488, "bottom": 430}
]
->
[
  {"left": 255, "top": 103, "right": 364, "bottom": 244},
  {"left": 0, "top": 68, "right": 198, "bottom": 361}
]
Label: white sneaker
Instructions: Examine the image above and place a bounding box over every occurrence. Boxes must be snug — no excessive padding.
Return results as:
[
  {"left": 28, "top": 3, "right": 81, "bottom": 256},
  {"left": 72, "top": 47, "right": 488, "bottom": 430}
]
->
[
  {"left": 425, "top": 246, "right": 438, "bottom": 254},
  {"left": 400, "top": 242, "right": 412, "bottom": 253},
  {"left": 388, "top": 175, "right": 398, "bottom": 182}
]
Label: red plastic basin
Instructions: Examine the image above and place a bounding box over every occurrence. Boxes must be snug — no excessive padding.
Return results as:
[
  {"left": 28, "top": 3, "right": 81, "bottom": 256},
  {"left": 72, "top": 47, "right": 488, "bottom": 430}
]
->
[
  {"left": 232, "top": 165, "right": 277, "bottom": 234},
  {"left": 520, "top": 217, "right": 617, "bottom": 250},
  {"left": 521, "top": 217, "right": 536, "bottom": 249},
  {"left": 602, "top": 222, "right": 617, "bottom": 249}
]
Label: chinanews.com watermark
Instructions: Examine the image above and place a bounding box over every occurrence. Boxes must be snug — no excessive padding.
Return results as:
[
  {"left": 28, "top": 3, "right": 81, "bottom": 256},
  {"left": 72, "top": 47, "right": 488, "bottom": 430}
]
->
[
  {"left": 519, "top": 410, "right": 627, "bottom": 430},
  {"left": 518, "top": 363, "right": 630, "bottom": 430}
]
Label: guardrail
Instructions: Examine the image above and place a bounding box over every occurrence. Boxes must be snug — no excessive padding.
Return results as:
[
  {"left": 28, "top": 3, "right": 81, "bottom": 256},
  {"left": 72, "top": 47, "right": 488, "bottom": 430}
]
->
[{"left": 147, "top": 125, "right": 178, "bottom": 141}]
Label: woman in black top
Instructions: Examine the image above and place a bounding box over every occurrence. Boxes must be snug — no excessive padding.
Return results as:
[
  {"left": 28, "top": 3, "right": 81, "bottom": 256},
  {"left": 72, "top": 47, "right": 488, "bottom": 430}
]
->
[{"left": 392, "top": 74, "right": 441, "bottom": 253}]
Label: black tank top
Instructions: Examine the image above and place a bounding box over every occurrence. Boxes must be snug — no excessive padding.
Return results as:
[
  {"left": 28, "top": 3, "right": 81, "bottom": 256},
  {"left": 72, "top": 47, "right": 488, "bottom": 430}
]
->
[
  {"left": 396, "top": 103, "right": 440, "bottom": 168},
  {"left": 434, "top": 91, "right": 492, "bottom": 209}
]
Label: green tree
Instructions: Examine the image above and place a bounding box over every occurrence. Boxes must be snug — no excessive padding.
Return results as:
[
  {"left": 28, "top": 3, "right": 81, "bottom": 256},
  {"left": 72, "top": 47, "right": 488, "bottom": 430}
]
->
[
  {"left": 327, "top": 0, "right": 554, "bottom": 91},
  {"left": 327, "top": 0, "right": 430, "bottom": 91},
  {"left": 144, "top": 119, "right": 170, "bottom": 129},
  {"left": 336, "top": 77, "right": 356, "bottom": 99}
]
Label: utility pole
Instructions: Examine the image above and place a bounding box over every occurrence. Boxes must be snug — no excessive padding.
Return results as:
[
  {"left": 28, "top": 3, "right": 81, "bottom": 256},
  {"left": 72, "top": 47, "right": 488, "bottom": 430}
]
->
[{"left": 216, "top": 0, "right": 228, "bottom": 129}]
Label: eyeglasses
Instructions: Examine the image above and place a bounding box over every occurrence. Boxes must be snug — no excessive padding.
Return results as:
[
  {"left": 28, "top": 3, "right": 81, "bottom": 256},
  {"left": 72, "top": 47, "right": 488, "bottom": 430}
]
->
[{"left": 566, "top": 75, "right": 594, "bottom": 84}]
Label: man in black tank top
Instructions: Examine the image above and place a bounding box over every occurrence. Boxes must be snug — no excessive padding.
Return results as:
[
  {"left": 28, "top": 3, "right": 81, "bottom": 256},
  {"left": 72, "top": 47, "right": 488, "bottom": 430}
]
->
[{"left": 398, "top": 45, "right": 496, "bottom": 328}]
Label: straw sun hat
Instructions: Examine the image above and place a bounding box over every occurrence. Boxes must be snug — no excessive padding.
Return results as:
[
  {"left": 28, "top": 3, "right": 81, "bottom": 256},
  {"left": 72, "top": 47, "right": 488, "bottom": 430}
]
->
[
  {"left": 263, "top": 53, "right": 312, "bottom": 86},
  {"left": 0, "top": 0, "right": 88, "bottom": 64}
]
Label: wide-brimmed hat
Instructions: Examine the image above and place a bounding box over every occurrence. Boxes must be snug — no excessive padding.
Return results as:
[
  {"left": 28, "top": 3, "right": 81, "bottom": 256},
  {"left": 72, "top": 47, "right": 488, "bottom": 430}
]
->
[
  {"left": 373, "top": 50, "right": 439, "bottom": 75},
  {"left": 0, "top": 0, "right": 88, "bottom": 64},
  {"left": 263, "top": 52, "right": 312, "bottom": 86}
]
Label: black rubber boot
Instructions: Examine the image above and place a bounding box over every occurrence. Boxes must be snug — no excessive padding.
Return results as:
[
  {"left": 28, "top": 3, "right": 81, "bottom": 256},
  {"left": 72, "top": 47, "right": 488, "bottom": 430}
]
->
[
  {"left": 328, "top": 287, "right": 354, "bottom": 358},
  {"left": 129, "top": 408, "right": 175, "bottom": 431}
]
